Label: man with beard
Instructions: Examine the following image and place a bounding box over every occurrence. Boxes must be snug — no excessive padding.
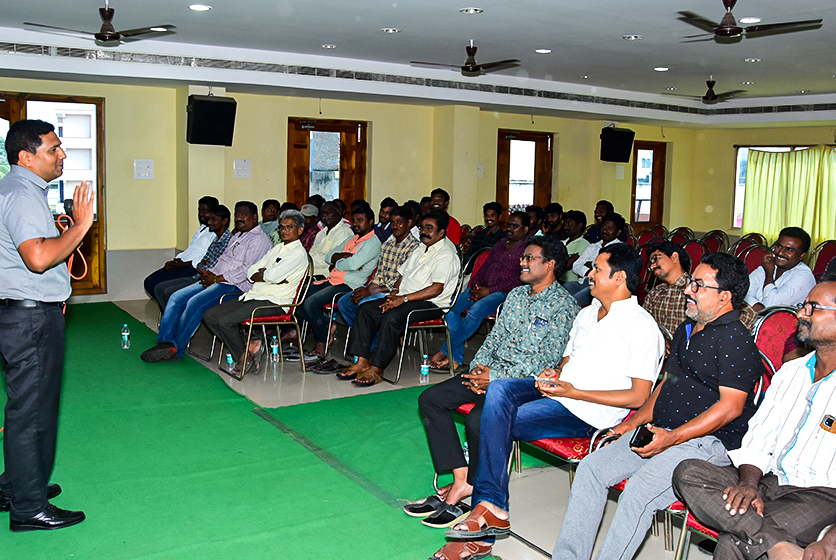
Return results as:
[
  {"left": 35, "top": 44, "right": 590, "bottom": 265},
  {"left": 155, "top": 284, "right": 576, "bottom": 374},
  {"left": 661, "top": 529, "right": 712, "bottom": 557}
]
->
[
  {"left": 526, "top": 205, "right": 546, "bottom": 237},
  {"left": 673, "top": 279, "right": 836, "bottom": 560},
  {"left": 428, "top": 211, "right": 530, "bottom": 373},
  {"left": 374, "top": 196, "right": 398, "bottom": 243},
  {"left": 745, "top": 226, "right": 816, "bottom": 312},
  {"left": 550, "top": 252, "right": 762, "bottom": 560},
  {"left": 543, "top": 202, "right": 566, "bottom": 239}
]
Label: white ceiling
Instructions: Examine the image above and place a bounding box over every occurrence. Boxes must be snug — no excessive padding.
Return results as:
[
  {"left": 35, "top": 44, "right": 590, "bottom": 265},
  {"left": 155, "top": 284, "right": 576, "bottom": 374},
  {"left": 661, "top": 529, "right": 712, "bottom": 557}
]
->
[{"left": 2, "top": 0, "right": 835, "bottom": 102}]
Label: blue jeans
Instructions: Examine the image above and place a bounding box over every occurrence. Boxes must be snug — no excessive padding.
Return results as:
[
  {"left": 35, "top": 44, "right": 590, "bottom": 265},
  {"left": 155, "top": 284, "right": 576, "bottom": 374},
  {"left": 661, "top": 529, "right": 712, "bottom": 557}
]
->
[
  {"left": 157, "top": 282, "right": 239, "bottom": 357},
  {"left": 473, "top": 377, "right": 594, "bottom": 512},
  {"left": 439, "top": 291, "right": 506, "bottom": 366},
  {"left": 336, "top": 291, "right": 387, "bottom": 328},
  {"left": 296, "top": 283, "right": 351, "bottom": 344},
  {"left": 563, "top": 278, "right": 593, "bottom": 307}
]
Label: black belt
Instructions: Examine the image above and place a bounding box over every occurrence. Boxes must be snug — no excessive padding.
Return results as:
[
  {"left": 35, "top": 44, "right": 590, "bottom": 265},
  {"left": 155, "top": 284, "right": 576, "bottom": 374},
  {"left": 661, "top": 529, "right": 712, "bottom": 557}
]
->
[{"left": 0, "top": 299, "right": 65, "bottom": 308}]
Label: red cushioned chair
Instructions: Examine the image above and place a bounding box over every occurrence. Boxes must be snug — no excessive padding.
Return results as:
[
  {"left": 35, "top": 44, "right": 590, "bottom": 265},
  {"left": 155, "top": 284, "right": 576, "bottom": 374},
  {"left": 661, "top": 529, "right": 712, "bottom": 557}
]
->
[
  {"left": 636, "top": 229, "right": 660, "bottom": 247},
  {"left": 680, "top": 239, "right": 710, "bottom": 274},
  {"left": 647, "top": 224, "right": 668, "bottom": 239},
  {"left": 728, "top": 237, "right": 756, "bottom": 258},
  {"left": 810, "top": 239, "right": 836, "bottom": 280},
  {"left": 739, "top": 243, "right": 770, "bottom": 274},
  {"left": 741, "top": 232, "right": 767, "bottom": 244},
  {"left": 753, "top": 305, "right": 799, "bottom": 374},
  {"left": 701, "top": 229, "right": 729, "bottom": 253}
]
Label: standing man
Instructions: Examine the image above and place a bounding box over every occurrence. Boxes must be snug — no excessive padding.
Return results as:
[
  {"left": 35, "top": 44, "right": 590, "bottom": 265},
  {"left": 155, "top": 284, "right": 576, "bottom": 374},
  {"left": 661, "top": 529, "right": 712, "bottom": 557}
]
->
[
  {"left": 0, "top": 120, "right": 93, "bottom": 531},
  {"left": 745, "top": 226, "right": 816, "bottom": 311},
  {"left": 374, "top": 196, "right": 398, "bottom": 243}
]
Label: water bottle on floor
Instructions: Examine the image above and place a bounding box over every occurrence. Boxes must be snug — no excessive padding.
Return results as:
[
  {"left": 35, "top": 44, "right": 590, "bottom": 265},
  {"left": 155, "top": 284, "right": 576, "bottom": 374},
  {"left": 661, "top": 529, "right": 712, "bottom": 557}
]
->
[
  {"left": 225, "top": 353, "right": 235, "bottom": 372},
  {"left": 121, "top": 324, "right": 130, "bottom": 349},
  {"left": 420, "top": 354, "right": 430, "bottom": 385},
  {"left": 270, "top": 336, "right": 280, "bottom": 363}
]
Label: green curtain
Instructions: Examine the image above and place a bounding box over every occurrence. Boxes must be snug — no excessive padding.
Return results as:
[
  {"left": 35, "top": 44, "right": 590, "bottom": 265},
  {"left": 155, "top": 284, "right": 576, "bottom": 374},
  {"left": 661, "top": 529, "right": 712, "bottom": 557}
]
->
[{"left": 742, "top": 145, "right": 836, "bottom": 249}]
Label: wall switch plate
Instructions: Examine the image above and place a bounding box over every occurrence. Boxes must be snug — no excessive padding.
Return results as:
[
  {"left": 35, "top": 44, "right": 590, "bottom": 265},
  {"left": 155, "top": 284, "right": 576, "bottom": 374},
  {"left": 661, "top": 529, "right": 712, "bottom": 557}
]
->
[{"left": 134, "top": 159, "right": 154, "bottom": 180}]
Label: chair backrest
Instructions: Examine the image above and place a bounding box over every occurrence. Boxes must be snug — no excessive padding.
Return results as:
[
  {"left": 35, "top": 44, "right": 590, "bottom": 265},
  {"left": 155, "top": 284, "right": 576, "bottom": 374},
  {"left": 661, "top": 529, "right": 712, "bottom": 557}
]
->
[
  {"left": 700, "top": 235, "right": 722, "bottom": 254},
  {"left": 810, "top": 239, "right": 836, "bottom": 279},
  {"left": 667, "top": 231, "right": 690, "bottom": 245},
  {"left": 647, "top": 224, "right": 668, "bottom": 238},
  {"left": 459, "top": 233, "right": 474, "bottom": 261},
  {"left": 753, "top": 349, "right": 777, "bottom": 405},
  {"left": 290, "top": 256, "right": 315, "bottom": 309},
  {"left": 702, "top": 229, "right": 729, "bottom": 251},
  {"left": 741, "top": 232, "right": 767, "bottom": 244},
  {"left": 669, "top": 226, "right": 694, "bottom": 239},
  {"left": 636, "top": 229, "right": 660, "bottom": 246},
  {"left": 467, "top": 248, "right": 492, "bottom": 286},
  {"left": 460, "top": 224, "right": 472, "bottom": 238},
  {"left": 681, "top": 239, "right": 709, "bottom": 273},
  {"left": 625, "top": 233, "right": 638, "bottom": 246},
  {"left": 729, "top": 237, "right": 756, "bottom": 257},
  {"left": 740, "top": 243, "right": 770, "bottom": 274},
  {"left": 753, "top": 305, "right": 799, "bottom": 374}
]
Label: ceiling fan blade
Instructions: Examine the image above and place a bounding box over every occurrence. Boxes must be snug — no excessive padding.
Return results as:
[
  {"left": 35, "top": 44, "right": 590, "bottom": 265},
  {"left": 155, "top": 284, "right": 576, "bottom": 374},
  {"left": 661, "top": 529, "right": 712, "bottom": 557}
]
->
[
  {"left": 682, "top": 32, "right": 715, "bottom": 39},
  {"left": 744, "top": 19, "right": 823, "bottom": 34},
  {"left": 717, "top": 89, "right": 746, "bottom": 99},
  {"left": 24, "top": 22, "right": 96, "bottom": 36},
  {"left": 478, "top": 59, "right": 521, "bottom": 71},
  {"left": 677, "top": 11, "right": 720, "bottom": 32},
  {"left": 118, "top": 24, "right": 176, "bottom": 38},
  {"left": 410, "top": 61, "right": 461, "bottom": 70}
]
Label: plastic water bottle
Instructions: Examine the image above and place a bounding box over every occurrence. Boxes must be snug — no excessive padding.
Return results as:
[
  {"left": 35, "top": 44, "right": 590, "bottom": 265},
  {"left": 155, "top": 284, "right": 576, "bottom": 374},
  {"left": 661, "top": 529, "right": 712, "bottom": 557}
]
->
[
  {"left": 225, "top": 353, "right": 235, "bottom": 371},
  {"left": 420, "top": 354, "right": 430, "bottom": 385},
  {"left": 121, "top": 324, "right": 130, "bottom": 349},
  {"left": 270, "top": 336, "right": 280, "bottom": 363},
  {"left": 462, "top": 441, "right": 470, "bottom": 464}
]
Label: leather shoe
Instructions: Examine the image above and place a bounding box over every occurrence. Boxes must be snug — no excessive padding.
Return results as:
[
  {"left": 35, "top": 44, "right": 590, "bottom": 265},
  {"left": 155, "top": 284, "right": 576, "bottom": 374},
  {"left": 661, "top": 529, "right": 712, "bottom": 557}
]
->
[
  {"left": 0, "top": 484, "right": 62, "bottom": 513},
  {"left": 10, "top": 503, "right": 85, "bottom": 532}
]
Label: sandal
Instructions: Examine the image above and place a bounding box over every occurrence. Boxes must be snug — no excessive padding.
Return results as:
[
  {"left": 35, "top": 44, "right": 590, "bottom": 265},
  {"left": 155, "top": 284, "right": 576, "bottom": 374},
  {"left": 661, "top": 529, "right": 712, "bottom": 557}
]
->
[
  {"left": 445, "top": 503, "right": 510, "bottom": 539},
  {"left": 336, "top": 369, "right": 359, "bottom": 381},
  {"left": 429, "top": 540, "right": 492, "bottom": 560},
  {"left": 352, "top": 372, "right": 382, "bottom": 387},
  {"left": 422, "top": 502, "right": 470, "bottom": 528},
  {"left": 403, "top": 494, "right": 444, "bottom": 518}
]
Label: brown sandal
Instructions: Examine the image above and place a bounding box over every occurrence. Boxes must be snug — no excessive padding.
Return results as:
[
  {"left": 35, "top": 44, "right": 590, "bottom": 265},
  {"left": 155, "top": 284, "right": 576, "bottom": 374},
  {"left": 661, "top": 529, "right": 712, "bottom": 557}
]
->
[
  {"left": 445, "top": 503, "right": 510, "bottom": 539},
  {"left": 352, "top": 372, "right": 382, "bottom": 387},
  {"left": 429, "top": 540, "right": 492, "bottom": 560}
]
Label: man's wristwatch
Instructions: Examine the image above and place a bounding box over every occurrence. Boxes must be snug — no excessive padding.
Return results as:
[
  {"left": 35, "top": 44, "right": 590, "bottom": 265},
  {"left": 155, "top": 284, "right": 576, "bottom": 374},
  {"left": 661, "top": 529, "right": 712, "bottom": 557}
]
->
[{"left": 403, "top": 295, "right": 409, "bottom": 303}]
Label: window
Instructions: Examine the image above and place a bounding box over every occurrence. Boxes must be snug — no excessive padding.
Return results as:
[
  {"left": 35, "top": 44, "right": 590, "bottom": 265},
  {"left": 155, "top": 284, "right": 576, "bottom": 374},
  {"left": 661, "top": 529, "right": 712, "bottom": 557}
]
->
[
  {"left": 496, "top": 130, "right": 553, "bottom": 214},
  {"left": 733, "top": 146, "right": 801, "bottom": 228},
  {"left": 630, "top": 141, "right": 666, "bottom": 231}
]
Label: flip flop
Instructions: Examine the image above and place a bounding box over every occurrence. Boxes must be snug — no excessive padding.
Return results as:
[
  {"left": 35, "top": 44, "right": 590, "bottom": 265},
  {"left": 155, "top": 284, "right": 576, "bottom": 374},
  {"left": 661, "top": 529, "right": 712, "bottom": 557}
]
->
[
  {"left": 336, "top": 369, "right": 360, "bottom": 380},
  {"left": 422, "top": 502, "right": 470, "bottom": 528},
  {"left": 444, "top": 503, "right": 510, "bottom": 539},
  {"left": 403, "top": 494, "right": 444, "bottom": 517},
  {"left": 352, "top": 372, "right": 382, "bottom": 387}
]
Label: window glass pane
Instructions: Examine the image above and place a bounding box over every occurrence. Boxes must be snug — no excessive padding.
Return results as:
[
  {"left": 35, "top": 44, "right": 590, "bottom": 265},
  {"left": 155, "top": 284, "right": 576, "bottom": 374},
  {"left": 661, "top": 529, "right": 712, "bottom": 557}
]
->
[
  {"left": 634, "top": 148, "right": 653, "bottom": 222},
  {"left": 309, "top": 130, "right": 340, "bottom": 201},
  {"left": 0, "top": 113, "right": 9, "bottom": 181},
  {"left": 509, "top": 139, "right": 535, "bottom": 213}
]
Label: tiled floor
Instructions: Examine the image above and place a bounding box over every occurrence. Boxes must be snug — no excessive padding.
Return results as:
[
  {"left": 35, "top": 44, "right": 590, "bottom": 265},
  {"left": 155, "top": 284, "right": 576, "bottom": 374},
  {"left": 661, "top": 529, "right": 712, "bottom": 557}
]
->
[{"left": 116, "top": 298, "right": 707, "bottom": 560}]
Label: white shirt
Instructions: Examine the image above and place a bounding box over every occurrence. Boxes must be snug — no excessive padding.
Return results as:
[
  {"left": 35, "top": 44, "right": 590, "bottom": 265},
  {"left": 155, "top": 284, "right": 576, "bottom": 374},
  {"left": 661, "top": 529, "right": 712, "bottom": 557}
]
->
[
  {"left": 729, "top": 353, "right": 836, "bottom": 488},
  {"left": 572, "top": 239, "right": 622, "bottom": 281},
  {"left": 176, "top": 225, "right": 216, "bottom": 267},
  {"left": 553, "top": 296, "right": 664, "bottom": 429},
  {"left": 745, "top": 262, "right": 816, "bottom": 308},
  {"left": 308, "top": 222, "right": 353, "bottom": 276},
  {"left": 241, "top": 240, "right": 309, "bottom": 306},
  {"left": 397, "top": 239, "right": 461, "bottom": 308}
]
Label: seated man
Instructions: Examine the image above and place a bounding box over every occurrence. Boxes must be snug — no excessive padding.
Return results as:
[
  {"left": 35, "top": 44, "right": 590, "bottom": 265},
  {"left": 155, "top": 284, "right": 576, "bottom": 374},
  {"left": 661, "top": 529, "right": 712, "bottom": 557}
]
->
[
  {"left": 565, "top": 212, "right": 625, "bottom": 307},
  {"left": 140, "top": 201, "right": 272, "bottom": 362},
  {"left": 549, "top": 252, "right": 763, "bottom": 560},
  {"left": 427, "top": 211, "right": 530, "bottom": 373},
  {"left": 462, "top": 202, "right": 506, "bottom": 263},
  {"left": 259, "top": 198, "right": 281, "bottom": 238},
  {"left": 543, "top": 202, "right": 567, "bottom": 240},
  {"left": 203, "top": 210, "right": 308, "bottom": 378},
  {"left": 526, "top": 205, "right": 545, "bottom": 237},
  {"left": 430, "top": 189, "right": 461, "bottom": 244},
  {"left": 559, "top": 210, "right": 590, "bottom": 284},
  {"left": 143, "top": 196, "right": 218, "bottom": 309},
  {"left": 430, "top": 244, "right": 664, "bottom": 560},
  {"left": 308, "top": 201, "right": 353, "bottom": 278},
  {"left": 340, "top": 211, "right": 460, "bottom": 387},
  {"left": 373, "top": 196, "right": 397, "bottom": 243},
  {"left": 584, "top": 200, "right": 627, "bottom": 243},
  {"left": 296, "top": 203, "right": 380, "bottom": 360},
  {"left": 293, "top": 204, "right": 320, "bottom": 251},
  {"left": 745, "top": 226, "right": 816, "bottom": 311},
  {"left": 673, "top": 280, "right": 836, "bottom": 560},
  {"left": 406, "top": 236, "right": 579, "bottom": 529}
]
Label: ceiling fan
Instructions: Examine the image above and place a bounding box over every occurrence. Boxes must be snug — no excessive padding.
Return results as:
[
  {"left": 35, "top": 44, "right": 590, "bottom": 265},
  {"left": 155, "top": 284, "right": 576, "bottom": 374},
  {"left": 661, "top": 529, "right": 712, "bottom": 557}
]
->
[
  {"left": 667, "top": 77, "right": 746, "bottom": 104},
  {"left": 678, "top": 0, "right": 822, "bottom": 40},
  {"left": 24, "top": 0, "right": 175, "bottom": 45},
  {"left": 410, "top": 40, "right": 520, "bottom": 76}
]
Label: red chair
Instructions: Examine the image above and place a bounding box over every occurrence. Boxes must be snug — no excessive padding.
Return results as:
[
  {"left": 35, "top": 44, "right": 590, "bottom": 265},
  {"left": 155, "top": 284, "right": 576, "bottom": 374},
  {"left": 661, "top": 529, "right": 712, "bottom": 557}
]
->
[
  {"left": 700, "top": 235, "right": 723, "bottom": 254},
  {"left": 741, "top": 232, "right": 767, "bottom": 244},
  {"left": 667, "top": 231, "right": 691, "bottom": 245},
  {"left": 739, "top": 244, "right": 770, "bottom": 274},
  {"left": 647, "top": 224, "right": 668, "bottom": 239},
  {"left": 668, "top": 226, "right": 694, "bottom": 241},
  {"left": 636, "top": 229, "right": 660, "bottom": 246},
  {"left": 753, "top": 305, "right": 799, "bottom": 374},
  {"left": 701, "top": 229, "right": 729, "bottom": 252},
  {"left": 728, "top": 237, "right": 756, "bottom": 258},
  {"left": 680, "top": 239, "right": 709, "bottom": 274},
  {"left": 810, "top": 239, "right": 836, "bottom": 280}
]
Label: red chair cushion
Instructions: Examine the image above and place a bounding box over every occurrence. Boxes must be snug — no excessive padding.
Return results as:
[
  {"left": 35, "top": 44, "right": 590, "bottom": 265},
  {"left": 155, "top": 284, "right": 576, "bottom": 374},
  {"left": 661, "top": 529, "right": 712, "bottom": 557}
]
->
[
  {"left": 528, "top": 437, "right": 591, "bottom": 461},
  {"left": 756, "top": 311, "right": 799, "bottom": 370},
  {"left": 411, "top": 318, "right": 444, "bottom": 327},
  {"left": 455, "top": 403, "right": 476, "bottom": 415},
  {"left": 242, "top": 314, "right": 293, "bottom": 324}
]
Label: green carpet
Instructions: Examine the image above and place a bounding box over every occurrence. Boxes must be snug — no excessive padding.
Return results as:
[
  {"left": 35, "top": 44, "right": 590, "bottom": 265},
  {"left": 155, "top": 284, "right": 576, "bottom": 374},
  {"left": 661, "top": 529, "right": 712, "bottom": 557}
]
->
[{"left": 0, "top": 302, "right": 548, "bottom": 558}]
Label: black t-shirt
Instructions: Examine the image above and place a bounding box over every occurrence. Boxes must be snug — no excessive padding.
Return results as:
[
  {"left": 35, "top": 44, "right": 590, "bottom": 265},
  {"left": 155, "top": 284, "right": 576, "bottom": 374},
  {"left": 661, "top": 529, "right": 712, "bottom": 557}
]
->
[{"left": 652, "top": 309, "right": 762, "bottom": 451}]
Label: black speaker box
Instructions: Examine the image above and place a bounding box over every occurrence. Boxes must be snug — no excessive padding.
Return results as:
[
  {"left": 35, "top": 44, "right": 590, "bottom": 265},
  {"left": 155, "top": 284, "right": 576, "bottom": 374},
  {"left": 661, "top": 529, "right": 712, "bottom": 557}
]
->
[
  {"left": 186, "top": 94, "right": 237, "bottom": 146},
  {"left": 600, "top": 127, "right": 635, "bottom": 163}
]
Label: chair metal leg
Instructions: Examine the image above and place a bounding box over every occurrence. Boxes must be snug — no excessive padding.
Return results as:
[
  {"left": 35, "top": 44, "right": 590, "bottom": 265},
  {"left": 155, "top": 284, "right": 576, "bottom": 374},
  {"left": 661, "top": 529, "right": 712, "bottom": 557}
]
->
[
  {"left": 343, "top": 326, "right": 351, "bottom": 359},
  {"left": 568, "top": 464, "right": 576, "bottom": 486},
  {"left": 673, "top": 508, "right": 691, "bottom": 560},
  {"left": 651, "top": 511, "right": 659, "bottom": 537},
  {"left": 664, "top": 510, "right": 675, "bottom": 550},
  {"left": 514, "top": 441, "right": 522, "bottom": 474},
  {"left": 443, "top": 321, "right": 455, "bottom": 377},
  {"left": 387, "top": 326, "right": 410, "bottom": 385}
]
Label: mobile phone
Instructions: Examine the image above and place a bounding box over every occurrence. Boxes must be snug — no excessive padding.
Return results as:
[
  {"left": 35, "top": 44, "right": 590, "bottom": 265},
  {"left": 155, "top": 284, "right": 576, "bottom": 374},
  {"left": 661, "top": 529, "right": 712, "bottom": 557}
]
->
[
  {"left": 629, "top": 425, "right": 654, "bottom": 448},
  {"left": 534, "top": 376, "right": 558, "bottom": 386}
]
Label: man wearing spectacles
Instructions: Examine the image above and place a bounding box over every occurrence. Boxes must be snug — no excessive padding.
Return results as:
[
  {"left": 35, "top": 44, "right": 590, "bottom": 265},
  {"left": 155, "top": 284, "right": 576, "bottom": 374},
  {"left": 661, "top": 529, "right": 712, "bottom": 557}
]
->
[
  {"left": 744, "top": 227, "right": 816, "bottom": 312},
  {"left": 550, "top": 252, "right": 762, "bottom": 560},
  {"left": 674, "top": 279, "right": 836, "bottom": 560}
]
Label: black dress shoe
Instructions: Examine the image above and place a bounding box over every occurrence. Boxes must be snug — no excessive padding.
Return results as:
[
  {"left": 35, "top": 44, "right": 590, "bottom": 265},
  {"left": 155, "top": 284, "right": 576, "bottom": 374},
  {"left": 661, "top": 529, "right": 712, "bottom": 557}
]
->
[
  {"left": 140, "top": 341, "right": 177, "bottom": 363},
  {"left": 0, "top": 484, "right": 62, "bottom": 513},
  {"left": 10, "top": 503, "right": 85, "bottom": 532}
]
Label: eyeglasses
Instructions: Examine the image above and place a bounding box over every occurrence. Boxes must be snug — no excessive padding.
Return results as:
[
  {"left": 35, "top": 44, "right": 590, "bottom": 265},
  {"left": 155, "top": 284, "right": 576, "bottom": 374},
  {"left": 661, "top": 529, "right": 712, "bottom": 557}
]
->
[
  {"left": 520, "top": 254, "right": 544, "bottom": 263},
  {"left": 796, "top": 301, "right": 836, "bottom": 315},
  {"left": 279, "top": 224, "right": 300, "bottom": 230},
  {"left": 648, "top": 254, "right": 665, "bottom": 267},
  {"left": 418, "top": 224, "right": 437, "bottom": 232},
  {"left": 685, "top": 275, "right": 723, "bottom": 293}
]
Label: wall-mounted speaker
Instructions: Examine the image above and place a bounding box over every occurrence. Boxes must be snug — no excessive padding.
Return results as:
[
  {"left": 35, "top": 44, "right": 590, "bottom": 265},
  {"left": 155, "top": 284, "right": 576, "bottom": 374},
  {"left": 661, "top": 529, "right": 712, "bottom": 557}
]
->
[
  {"left": 600, "top": 127, "right": 635, "bottom": 163},
  {"left": 186, "top": 94, "right": 237, "bottom": 146}
]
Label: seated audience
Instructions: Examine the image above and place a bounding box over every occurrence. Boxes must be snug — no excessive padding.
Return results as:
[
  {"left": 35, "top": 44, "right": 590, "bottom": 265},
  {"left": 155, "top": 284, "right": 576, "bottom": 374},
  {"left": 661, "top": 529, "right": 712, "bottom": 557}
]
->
[
  {"left": 462, "top": 202, "right": 506, "bottom": 263},
  {"left": 526, "top": 205, "right": 545, "bottom": 237},
  {"left": 745, "top": 226, "right": 816, "bottom": 311},
  {"left": 407, "top": 236, "right": 579, "bottom": 529},
  {"left": 374, "top": 196, "right": 398, "bottom": 243},
  {"left": 429, "top": 244, "right": 664, "bottom": 560},
  {"left": 430, "top": 188, "right": 462, "bottom": 244},
  {"left": 203, "top": 210, "right": 308, "bottom": 377},
  {"left": 565, "top": 212, "right": 625, "bottom": 307},
  {"left": 428, "top": 211, "right": 530, "bottom": 372},
  {"left": 543, "top": 202, "right": 566, "bottom": 239},
  {"left": 340, "top": 211, "right": 460, "bottom": 387},
  {"left": 296, "top": 203, "right": 380, "bottom": 360},
  {"left": 673, "top": 279, "right": 836, "bottom": 560},
  {"left": 259, "top": 198, "right": 280, "bottom": 238},
  {"left": 140, "top": 201, "right": 272, "bottom": 362},
  {"left": 550, "top": 252, "right": 762, "bottom": 560},
  {"left": 559, "top": 210, "right": 590, "bottom": 283},
  {"left": 143, "top": 196, "right": 218, "bottom": 309},
  {"left": 308, "top": 201, "right": 353, "bottom": 278}
]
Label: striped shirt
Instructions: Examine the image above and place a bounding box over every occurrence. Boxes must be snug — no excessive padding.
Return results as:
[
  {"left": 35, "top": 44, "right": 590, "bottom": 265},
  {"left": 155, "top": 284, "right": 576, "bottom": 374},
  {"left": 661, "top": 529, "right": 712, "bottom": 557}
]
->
[
  {"left": 371, "top": 233, "right": 420, "bottom": 289},
  {"left": 197, "top": 229, "right": 232, "bottom": 271}
]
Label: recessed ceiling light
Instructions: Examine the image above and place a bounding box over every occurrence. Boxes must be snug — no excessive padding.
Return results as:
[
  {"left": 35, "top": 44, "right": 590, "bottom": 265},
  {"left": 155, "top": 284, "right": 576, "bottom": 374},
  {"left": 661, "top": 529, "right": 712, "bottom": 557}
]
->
[
  {"left": 654, "top": 67, "right": 669, "bottom": 72},
  {"left": 797, "top": 90, "right": 811, "bottom": 94},
  {"left": 580, "top": 75, "right": 590, "bottom": 79},
  {"left": 188, "top": 4, "right": 212, "bottom": 11},
  {"left": 739, "top": 17, "right": 761, "bottom": 24},
  {"left": 742, "top": 81, "right": 755, "bottom": 85},
  {"left": 622, "top": 35, "right": 643, "bottom": 41},
  {"left": 381, "top": 27, "right": 401, "bottom": 34},
  {"left": 535, "top": 48, "right": 552, "bottom": 54},
  {"left": 321, "top": 44, "right": 336, "bottom": 49},
  {"left": 665, "top": 87, "right": 678, "bottom": 91},
  {"left": 744, "top": 57, "right": 761, "bottom": 63},
  {"left": 150, "top": 26, "right": 169, "bottom": 32},
  {"left": 459, "top": 7, "right": 483, "bottom": 14}
]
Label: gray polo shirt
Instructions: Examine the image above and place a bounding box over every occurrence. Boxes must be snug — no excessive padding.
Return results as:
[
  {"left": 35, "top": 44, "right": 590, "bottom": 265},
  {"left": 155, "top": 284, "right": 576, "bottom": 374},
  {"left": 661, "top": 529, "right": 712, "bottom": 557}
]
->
[{"left": 0, "top": 165, "right": 71, "bottom": 302}]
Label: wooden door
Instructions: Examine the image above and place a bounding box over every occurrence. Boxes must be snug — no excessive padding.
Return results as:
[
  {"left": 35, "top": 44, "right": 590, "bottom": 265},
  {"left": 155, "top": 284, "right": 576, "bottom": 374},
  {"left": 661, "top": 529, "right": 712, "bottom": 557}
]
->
[
  {"left": 496, "top": 129, "right": 553, "bottom": 217},
  {"left": 630, "top": 141, "right": 666, "bottom": 233}
]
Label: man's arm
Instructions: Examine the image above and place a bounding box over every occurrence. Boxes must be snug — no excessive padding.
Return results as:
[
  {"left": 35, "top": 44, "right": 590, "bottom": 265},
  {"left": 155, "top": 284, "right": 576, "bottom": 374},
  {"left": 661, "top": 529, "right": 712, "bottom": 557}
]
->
[
  {"left": 334, "top": 237, "right": 381, "bottom": 272},
  {"left": 761, "top": 266, "right": 817, "bottom": 308},
  {"left": 263, "top": 248, "right": 308, "bottom": 284},
  {"left": 802, "top": 525, "right": 836, "bottom": 560},
  {"left": 538, "top": 377, "right": 653, "bottom": 410},
  {"left": 18, "top": 183, "right": 94, "bottom": 273},
  {"left": 380, "top": 282, "right": 443, "bottom": 313},
  {"left": 722, "top": 463, "right": 765, "bottom": 516}
]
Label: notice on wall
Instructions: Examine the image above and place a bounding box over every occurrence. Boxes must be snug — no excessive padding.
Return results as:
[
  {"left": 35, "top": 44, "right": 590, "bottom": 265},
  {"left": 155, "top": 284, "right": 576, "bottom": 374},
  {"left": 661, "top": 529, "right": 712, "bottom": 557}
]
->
[
  {"left": 234, "top": 159, "right": 252, "bottom": 179},
  {"left": 615, "top": 164, "right": 624, "bottom": 180}
]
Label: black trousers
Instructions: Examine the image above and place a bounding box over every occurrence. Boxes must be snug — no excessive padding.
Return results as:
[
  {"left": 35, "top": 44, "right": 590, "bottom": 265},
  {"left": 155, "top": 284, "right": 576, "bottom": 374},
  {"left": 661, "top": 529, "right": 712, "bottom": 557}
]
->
[
  {"left": 144, "top": 266, "right": 198, "bottom": 309},
  {"left": 347, "top": 299, "right": 442, "bottom": 370},
  {"left": 418, "top": 374, "right": 485, "bottom": 486},
  {"left": 0, "top": 305, "right": 65, "bottom": 520},
  {"left": 673, "top": 459, "right": 836, "bottom": 560},
  {"left": 203, "top": 298, "right": 283, "bottom": 360}
]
